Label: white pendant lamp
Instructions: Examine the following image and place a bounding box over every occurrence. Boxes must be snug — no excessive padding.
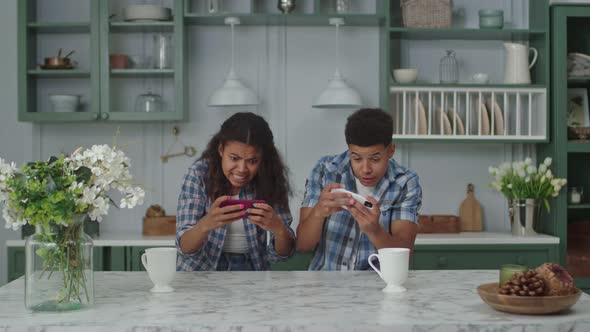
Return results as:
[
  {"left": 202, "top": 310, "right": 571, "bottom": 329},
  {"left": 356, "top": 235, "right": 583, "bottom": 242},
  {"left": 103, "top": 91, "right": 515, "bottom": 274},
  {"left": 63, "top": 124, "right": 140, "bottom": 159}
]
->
[
  {"left": 313, "top": 17, "right": 363, "bottom": 109},
  {"left": 209, "top": 17, "right": 259, "bottom": 107}
]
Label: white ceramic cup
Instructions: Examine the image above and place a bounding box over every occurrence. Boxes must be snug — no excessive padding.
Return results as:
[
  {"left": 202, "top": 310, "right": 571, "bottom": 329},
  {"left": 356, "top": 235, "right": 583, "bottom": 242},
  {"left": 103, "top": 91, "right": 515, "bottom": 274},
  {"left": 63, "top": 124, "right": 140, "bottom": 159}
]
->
[
  {"left": 141, "top": 247, "right": 177, "bottom": 293},
  {"left": 472, "top": 73, "right": 489, "bottom": 84},
  {"left": 368, "top": 248, "right": 410, "bottom": 293}
]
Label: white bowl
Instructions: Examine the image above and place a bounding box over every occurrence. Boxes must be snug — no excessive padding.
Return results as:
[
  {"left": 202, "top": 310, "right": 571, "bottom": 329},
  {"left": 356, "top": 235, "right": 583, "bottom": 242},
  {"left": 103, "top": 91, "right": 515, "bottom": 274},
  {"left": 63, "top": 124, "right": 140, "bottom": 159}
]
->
[
  {"left": 124, "top": 5, "right": 172, "bottom": 21},
  {"left": 393, "top": 69, "right": 418, "bottom": 83},
  {"left": 49, "top": 94, "right": 80, "bottom": 112}
]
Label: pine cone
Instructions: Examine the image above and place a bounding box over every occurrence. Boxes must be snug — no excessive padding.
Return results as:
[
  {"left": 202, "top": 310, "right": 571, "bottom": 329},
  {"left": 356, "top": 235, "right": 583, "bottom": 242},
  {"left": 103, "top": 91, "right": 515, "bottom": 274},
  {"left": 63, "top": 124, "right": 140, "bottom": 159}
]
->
[
  {"left": 145, "top": 204, "right": 166, "bottom": 217},
  {"left": 499, "top": 270, "right": 546, "bottom": 296},
  {"left": 535, "top": 263, "right": 576, "bottom": 296}
]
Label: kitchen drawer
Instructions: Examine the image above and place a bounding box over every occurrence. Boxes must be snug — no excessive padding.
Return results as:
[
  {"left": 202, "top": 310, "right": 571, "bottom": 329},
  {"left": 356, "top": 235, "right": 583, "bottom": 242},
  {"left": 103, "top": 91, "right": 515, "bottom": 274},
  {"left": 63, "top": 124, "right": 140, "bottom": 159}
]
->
[{"left": 412, "top": 244, "right": 559, "bottom": 270}]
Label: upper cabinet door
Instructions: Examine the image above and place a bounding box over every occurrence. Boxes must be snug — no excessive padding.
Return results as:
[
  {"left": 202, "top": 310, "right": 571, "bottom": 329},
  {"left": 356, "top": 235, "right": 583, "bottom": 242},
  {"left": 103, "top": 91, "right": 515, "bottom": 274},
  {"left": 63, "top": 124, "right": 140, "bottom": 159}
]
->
[
  {"left": 99, "top": 0, "right": 185, "bottom": 122},
  {"left": 18, "top": 0, "right": 101, "bottom": 122}
]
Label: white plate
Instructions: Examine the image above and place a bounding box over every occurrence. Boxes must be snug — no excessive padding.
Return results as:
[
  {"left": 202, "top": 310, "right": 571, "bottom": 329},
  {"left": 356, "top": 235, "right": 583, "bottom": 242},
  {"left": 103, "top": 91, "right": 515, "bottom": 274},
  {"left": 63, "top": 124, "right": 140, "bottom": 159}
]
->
[
  {"left": 446, "top": 108, "right": 465, "bottom": 135},
  {"left": 471, "top": 98, "right": 490, "bottom": 135},
  {"left": 124, "top": 5, "right": 172, "bottom": 21},
  {"left": 487, "top": 99, "right": 505, "bottom": 135},
  {"left": 407, "top": 97, "right": 427, "bottom": 135},
  {"left": 435, "top": 108, "right": 452, "bottom": 135}
]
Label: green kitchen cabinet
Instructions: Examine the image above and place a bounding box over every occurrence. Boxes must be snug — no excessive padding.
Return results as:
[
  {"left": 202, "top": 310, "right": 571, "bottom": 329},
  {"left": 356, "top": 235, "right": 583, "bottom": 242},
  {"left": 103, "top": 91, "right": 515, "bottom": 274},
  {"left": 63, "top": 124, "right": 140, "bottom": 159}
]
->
[
  {"left": 18, "top": 0, "right": 186, "bottom": 122},
  {"left": 385, "top": 0, "right": 550, "bottom": 143},
  {"left": 411, "top": 244, "right": 558, "bottom": 270},
  {"left": 537, "top": 4, "right": 590, "bottom": 292},
  {"left": 7, "top": 246, "right": 105, "bottom": 283}
]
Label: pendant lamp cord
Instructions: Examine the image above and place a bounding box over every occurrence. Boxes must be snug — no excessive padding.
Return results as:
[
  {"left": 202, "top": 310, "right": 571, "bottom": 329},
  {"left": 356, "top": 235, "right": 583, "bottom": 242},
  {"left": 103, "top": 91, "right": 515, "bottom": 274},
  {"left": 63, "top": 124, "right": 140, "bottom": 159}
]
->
[
  {"left": 230, "top": 21, "right": 235, "bottom": 73},
  {"left": 335, "top": 21, "right": 340, "bottom": 75}
]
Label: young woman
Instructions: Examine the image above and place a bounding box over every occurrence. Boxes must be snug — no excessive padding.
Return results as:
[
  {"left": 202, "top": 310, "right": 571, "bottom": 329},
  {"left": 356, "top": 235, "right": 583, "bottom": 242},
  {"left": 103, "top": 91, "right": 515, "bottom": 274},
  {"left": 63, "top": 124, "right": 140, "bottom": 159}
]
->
[{"left": 176, "top": 112, "right": 294, "bottom": 271}]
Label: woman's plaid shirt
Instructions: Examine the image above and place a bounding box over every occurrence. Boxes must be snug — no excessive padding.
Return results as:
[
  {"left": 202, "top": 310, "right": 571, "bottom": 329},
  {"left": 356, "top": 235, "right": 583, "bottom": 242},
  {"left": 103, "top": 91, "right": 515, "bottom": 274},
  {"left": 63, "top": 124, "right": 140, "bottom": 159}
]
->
[{"left": 176, "top": 159, "right": 295, "bottom": 271}]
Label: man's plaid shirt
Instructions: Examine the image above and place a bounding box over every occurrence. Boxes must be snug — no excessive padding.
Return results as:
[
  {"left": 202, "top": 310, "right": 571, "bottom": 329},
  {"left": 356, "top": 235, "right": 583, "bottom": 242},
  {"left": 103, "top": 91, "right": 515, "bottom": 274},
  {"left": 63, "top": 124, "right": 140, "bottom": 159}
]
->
[
  {"left": 301, "top": 151, "right": 422, "bottom": 271},
  {"left": 176, "top": 159, "right": 295, "bottom": 271}
]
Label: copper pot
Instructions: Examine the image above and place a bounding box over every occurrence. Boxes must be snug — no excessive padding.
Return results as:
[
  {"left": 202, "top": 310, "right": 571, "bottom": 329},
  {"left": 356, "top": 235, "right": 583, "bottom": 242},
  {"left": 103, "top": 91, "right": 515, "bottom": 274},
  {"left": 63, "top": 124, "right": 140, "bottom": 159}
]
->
[{"left": 44, "top": 56, "right": 72, "bottom": 67}]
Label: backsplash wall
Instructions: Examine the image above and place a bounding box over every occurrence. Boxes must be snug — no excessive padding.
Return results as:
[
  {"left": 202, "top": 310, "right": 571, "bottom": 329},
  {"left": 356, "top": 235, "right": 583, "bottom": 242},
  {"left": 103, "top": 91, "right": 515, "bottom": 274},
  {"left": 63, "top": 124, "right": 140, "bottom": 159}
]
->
[{"left": 0, "top": 1, "right": 536, "bottom": 285}]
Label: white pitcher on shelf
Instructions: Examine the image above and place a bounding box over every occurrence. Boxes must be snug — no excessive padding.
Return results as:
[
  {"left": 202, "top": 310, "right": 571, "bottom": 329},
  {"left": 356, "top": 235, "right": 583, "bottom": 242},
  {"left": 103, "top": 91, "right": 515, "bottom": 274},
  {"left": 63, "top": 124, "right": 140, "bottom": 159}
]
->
[{"left": 503, "top": 42, "right": 538, "bottom": 84}]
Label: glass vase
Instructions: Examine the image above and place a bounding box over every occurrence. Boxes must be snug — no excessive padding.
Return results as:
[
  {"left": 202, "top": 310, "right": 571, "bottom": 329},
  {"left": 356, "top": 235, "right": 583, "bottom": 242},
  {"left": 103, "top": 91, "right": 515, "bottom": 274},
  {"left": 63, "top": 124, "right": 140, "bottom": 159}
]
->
[
  {"left": 440, "top": 50, "right": 459, "bottom": 84},
  {"left": 25, "top": 216, "right": 94, "bottom": 311}
]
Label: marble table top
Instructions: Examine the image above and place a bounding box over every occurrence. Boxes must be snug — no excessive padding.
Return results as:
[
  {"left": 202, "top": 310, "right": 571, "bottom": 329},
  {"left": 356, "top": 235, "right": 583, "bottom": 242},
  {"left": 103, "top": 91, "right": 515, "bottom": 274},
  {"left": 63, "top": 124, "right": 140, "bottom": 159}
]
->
[{"left": 0, "top": 270, "right": 588, "bottom": 332}]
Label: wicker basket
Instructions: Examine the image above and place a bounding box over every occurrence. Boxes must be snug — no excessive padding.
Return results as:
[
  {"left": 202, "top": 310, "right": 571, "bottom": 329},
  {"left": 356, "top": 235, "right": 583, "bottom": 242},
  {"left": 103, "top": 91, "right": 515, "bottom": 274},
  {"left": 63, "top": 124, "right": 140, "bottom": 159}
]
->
[{"left": 401, "top": 0, "right": 452, "bottom": 28}]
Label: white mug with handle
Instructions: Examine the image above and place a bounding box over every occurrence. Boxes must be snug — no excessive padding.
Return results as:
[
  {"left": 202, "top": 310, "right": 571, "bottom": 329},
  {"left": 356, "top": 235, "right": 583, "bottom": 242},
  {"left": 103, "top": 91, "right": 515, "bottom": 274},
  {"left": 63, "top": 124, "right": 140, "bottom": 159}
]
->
[
  {"left": 141, "top": 247, "right": 177, "bottom": 293},
  {"left": 368, "top": 248, "right": 410, "bottom": 293}
]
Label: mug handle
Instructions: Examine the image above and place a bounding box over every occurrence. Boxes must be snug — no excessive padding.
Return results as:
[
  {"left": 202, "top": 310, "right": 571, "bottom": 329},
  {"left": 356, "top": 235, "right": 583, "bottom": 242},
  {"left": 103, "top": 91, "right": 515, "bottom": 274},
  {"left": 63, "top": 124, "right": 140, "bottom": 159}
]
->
[
  {"left": 529, "top": 47, "right": 538, "bottom": 69},
  {"left": 141, "top": 252, "right": 148, "bottom": 271},
  {"left": 367, "top": 254, "right": 384, "bottom": 280}
]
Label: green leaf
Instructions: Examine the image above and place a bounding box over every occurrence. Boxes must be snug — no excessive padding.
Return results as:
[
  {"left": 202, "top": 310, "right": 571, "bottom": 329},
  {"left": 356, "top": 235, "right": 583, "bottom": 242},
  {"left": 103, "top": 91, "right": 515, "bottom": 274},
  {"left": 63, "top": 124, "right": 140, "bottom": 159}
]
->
[{"left": 74, "top": 166, "right": 92, "bottom": 183}]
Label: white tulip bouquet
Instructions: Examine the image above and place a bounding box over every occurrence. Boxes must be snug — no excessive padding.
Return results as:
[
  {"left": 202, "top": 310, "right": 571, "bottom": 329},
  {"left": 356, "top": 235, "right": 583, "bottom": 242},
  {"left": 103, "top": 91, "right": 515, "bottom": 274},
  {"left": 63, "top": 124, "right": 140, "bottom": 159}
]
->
[{"left": 489, "top": 157, "right": 567, "bottom": 212}]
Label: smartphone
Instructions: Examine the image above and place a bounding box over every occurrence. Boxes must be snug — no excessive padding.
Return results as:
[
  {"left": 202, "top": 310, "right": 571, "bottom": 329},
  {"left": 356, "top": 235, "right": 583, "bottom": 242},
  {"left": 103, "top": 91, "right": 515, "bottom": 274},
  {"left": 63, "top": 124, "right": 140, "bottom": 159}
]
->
[{"left": 219, "top": 199, "right": 266, "bottom": 209}]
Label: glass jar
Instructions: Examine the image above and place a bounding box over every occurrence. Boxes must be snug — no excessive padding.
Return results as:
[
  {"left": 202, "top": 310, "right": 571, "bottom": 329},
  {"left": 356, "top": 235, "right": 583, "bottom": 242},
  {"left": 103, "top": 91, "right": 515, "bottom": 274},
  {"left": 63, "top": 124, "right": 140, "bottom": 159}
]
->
[
  {"left": 135, "top": 89, "right": 163, "bottom": 113},
  {"left": 152, "top": 34, "right": 173, "bottom": 69},
  {"left": 499, "top": 264, "right": 528, "bottom": 286},
  {"left": 570, "top": 187, "right": 583, "bottom": 204},
  {"left": 440, "top": 50, "right": 459, "bottom": 84},
  {"left": 336, "top": 0, "right": 350, "bottom": 13},
  {"left": 207, "top": 0, "right": 220, "bottom": 14},
  {"left": 25, "top": 216, "right": 94, "bottom": 312}
]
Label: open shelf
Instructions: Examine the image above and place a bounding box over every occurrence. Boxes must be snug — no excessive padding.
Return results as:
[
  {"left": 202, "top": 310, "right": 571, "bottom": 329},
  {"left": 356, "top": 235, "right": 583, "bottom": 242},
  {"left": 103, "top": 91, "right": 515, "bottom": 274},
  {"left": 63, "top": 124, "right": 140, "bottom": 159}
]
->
[
  {"left": 109, "top": 22, "right": 174, "bottom": 33},
  {"left": 27, "top": 22, "right": 90, "bottom": 33},
  {"left": 27, "top": 69, "right": 91, "bottom": 77},
  {"left": 110, "top": 69, "right": 175, "bottom": 77},
  {"left": 185, "top": 13, "right": 385, "bottom": 26},
  {"left": 568, "top": 142, "right": 590, "bottom": 153},
  {"left": 389, "top": 28, "right": 545, "bottom": 40},
  {"left": 568, "top": 204, "right": 590, "bottom": 210}
]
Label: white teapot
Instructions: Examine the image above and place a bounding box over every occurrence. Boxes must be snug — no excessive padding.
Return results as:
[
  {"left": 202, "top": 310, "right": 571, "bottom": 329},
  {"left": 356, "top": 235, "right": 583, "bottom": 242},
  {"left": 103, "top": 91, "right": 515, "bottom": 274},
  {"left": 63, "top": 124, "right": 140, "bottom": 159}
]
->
[{"left": 503, "top": 42, "right": 538, "bottom": 84}]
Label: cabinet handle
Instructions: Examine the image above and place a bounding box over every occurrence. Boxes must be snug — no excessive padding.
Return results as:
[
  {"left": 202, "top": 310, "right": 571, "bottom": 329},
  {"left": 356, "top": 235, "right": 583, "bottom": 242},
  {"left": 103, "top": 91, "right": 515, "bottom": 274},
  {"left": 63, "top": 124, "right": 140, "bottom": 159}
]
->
[
  {"left": 517, "top": 256, "right": 526, "bottom": 265},
  {"left": 437, "top": 256, "right": 448, "bottom": 267},
  {"left": 101, "top": 113, "right": 109, "bottom": 120},
  {"left": 93, "top": 112, "right": 100, "bottom": 120}
]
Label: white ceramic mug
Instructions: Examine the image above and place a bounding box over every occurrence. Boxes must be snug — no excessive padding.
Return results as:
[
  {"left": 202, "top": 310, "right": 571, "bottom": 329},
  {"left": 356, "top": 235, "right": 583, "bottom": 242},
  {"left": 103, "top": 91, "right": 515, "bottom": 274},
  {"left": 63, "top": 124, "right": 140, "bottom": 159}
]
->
[
  {"left": 368, "top": 248, "right": 410, "bottom": 293},
  {"left": 141, "top": 247, "right": 177, "bottom": 293}
]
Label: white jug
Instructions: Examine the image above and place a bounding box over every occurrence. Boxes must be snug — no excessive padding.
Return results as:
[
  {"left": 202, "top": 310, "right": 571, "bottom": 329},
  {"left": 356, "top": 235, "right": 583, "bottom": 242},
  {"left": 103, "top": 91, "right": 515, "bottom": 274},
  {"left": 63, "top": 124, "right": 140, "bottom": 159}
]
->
[{"left": 503, "top": 42, "right": 538, "bottom": 84}]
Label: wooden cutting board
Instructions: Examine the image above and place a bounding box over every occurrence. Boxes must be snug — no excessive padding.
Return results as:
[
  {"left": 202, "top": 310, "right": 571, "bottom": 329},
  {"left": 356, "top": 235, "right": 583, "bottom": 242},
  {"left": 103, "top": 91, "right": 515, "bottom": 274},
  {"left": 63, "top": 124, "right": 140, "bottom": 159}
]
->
[{"left": 459, "top": 183, "right": 482, "bottom": 231}]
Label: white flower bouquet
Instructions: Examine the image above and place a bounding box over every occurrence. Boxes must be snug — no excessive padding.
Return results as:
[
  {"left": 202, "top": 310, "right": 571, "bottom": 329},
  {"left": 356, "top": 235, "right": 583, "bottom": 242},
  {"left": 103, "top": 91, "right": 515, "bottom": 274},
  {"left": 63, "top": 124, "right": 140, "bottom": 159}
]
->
[
  {"left": 0, "top": 144, "right": 145, "bottom": 230},
  {"left": 489, "top": 157, "right": 567, "bottom": 212}
]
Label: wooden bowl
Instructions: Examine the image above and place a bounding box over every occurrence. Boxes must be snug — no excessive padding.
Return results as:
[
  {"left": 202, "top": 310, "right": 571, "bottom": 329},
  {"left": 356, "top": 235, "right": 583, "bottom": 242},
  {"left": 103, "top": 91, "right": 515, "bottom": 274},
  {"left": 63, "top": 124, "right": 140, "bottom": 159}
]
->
[{"left": 477, "top": 283, "right": 582, "bottom": 315}]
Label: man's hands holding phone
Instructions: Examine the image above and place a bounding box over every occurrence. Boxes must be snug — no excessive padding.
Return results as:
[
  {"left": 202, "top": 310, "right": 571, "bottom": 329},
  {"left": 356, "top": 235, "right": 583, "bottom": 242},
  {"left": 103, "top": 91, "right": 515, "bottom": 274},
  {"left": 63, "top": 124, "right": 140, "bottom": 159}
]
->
[{"left": 311, "top": 183, "right": 356, "bottom": 219}]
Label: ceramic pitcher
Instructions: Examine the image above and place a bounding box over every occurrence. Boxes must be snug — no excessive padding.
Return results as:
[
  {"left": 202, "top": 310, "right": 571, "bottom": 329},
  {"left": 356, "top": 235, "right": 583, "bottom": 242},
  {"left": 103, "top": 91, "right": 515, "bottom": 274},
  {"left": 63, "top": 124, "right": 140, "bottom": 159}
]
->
[{"left": 503, "top": 42, "right": 538, "bottom": 84}]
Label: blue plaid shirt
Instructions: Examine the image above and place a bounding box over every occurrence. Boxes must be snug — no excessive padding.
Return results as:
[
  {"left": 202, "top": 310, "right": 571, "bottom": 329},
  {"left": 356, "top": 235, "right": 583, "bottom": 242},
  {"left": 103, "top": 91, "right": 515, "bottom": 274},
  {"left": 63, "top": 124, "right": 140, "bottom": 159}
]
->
[
  {"left": 176, "top": 159, "right": 295, "bottom": 271},
  {"left": 301, "top": 151, "right": 422, "bottom": 271}
]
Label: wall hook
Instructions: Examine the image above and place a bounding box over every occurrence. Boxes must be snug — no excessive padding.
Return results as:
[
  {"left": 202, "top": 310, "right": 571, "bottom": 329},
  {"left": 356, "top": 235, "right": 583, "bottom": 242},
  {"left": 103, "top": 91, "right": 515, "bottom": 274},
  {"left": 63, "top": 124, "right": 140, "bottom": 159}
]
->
[{"left": 160, "top": 126, "right": 197, "bottom": 163}]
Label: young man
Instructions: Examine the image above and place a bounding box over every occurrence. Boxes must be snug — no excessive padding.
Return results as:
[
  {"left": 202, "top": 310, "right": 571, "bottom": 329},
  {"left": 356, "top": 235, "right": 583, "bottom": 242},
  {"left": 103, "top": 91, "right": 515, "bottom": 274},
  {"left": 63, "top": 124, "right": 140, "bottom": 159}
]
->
[{"left": 297, "top": 108, "right": 422, "bottom": 270}]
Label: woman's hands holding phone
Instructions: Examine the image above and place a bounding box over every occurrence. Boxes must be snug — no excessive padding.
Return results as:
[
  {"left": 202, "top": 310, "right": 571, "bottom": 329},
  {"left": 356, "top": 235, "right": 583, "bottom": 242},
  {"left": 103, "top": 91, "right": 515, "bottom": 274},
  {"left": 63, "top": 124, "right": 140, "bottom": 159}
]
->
[
  {"left": 247, "top": 203, "right": 286, "bottom": 234},
  {"left": 201, "top": 196, "right": 248, "bottom": 232}
]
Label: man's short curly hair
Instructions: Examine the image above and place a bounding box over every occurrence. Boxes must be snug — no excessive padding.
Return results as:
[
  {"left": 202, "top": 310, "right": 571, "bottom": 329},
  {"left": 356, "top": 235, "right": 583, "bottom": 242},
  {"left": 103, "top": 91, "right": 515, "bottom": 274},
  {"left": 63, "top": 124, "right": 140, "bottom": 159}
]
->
[{"left": 345, "top": 108, "right": 393, "bottom": 147}]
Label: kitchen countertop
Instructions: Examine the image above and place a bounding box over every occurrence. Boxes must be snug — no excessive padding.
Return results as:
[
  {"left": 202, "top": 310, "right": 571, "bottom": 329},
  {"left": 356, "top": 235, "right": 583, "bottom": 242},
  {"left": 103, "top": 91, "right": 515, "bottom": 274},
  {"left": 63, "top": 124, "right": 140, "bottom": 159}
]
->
[
  {"left": 5, "top": 231, "right": 559, "bottom": 247},
  {"left": 0, "top": 270, "right": 587, "bottom": 331}
]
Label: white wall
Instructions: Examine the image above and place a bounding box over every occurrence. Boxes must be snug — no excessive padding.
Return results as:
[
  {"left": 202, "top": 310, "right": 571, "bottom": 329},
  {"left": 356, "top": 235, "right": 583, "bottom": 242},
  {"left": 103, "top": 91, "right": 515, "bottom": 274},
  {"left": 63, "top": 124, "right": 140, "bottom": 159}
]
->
[
  {"left": 0, "top": 0, "right": 34, "bottom": 286},
  {"left": 0, "top": 0, "right": 534, "bottom": 285}
]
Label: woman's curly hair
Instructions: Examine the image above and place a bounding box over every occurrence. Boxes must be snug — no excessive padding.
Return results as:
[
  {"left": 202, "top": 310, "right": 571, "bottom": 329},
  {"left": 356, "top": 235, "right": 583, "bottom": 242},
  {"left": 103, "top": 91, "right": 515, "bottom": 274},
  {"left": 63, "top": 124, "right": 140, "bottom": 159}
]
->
[{"left": 199, "top": 112, "right": 291, "bottom": 208}]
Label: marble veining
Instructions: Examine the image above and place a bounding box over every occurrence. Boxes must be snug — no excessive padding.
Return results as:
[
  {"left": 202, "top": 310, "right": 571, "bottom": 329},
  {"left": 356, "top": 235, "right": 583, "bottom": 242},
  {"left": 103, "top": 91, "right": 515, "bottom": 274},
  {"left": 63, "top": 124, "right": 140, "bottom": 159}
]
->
[{"left": 0, "top": 270, "right": 588, "bottom": 332}]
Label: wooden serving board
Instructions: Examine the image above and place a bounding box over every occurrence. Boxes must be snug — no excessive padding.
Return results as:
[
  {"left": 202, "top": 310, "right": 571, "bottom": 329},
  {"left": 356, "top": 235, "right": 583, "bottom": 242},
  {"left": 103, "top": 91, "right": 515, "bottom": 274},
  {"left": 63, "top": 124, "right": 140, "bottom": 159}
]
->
[
  {"left": 142, "top": 216, "right": 176, "bottom": 236},
  {"left": 459, "top": 183, "right": 482, "bottom": 231}
]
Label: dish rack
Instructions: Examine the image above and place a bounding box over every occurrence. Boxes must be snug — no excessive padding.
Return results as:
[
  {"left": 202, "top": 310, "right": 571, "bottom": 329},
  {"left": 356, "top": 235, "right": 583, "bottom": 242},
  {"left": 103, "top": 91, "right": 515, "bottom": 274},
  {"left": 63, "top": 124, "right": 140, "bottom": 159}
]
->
[{"left": 389, "top": 86, "right": 547, "bottom": 141}]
